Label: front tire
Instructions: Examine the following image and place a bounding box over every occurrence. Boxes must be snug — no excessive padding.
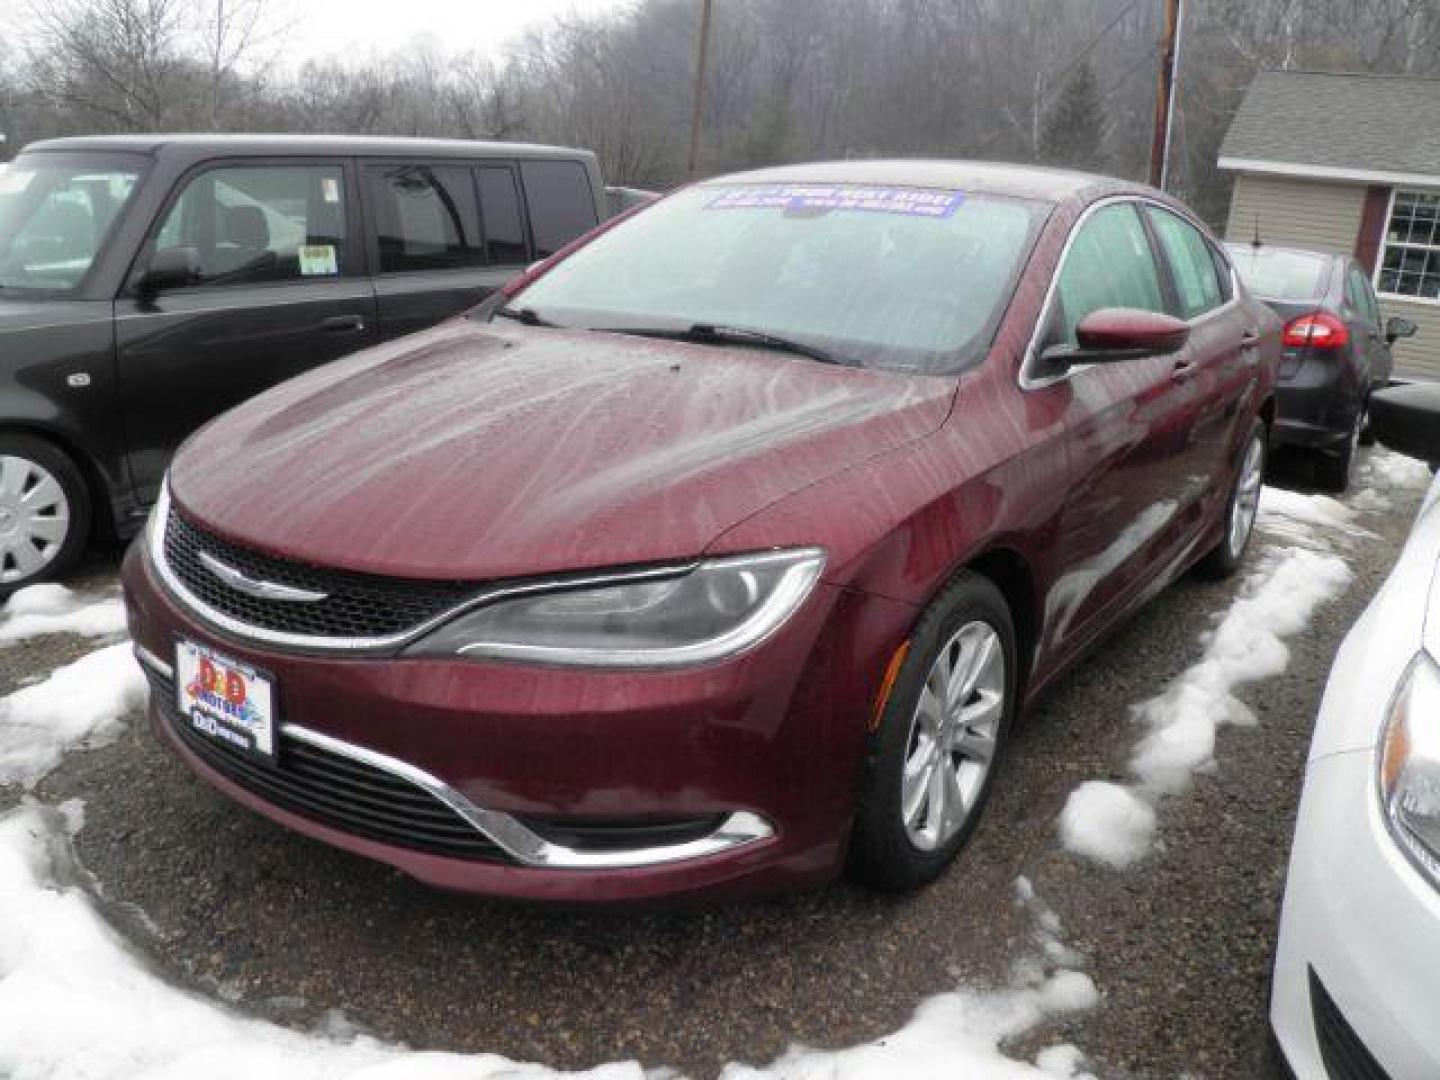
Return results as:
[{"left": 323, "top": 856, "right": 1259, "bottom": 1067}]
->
[
  {"left": 1197, "top": 420, "right": 1266, "bottom": 580},
  {"left": 0, "top": 434, "right": 91, "bottom": 596},
  {"left": 848, "top": 572, "right": 1017, "bottom": 892}
]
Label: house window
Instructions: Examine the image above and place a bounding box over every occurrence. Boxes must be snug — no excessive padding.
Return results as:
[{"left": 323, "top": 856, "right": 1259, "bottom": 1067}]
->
[{"left": 1379, "top": 190, "right": 1440, "bottom": 300}]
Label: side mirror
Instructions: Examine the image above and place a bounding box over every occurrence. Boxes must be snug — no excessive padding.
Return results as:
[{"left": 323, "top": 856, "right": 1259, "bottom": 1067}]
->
[
  {"left": 1386, "top": 315, "right": 1418, "bottom": 345},
  {"left": 1040, "top": 308, "right": 1190, "bottom": 368},
  {"left": 1369, "top": 383, "right": 1440, "bottom": 467},
  {"left": 138, "top": 247, "right": 202, "bottom": 295}
]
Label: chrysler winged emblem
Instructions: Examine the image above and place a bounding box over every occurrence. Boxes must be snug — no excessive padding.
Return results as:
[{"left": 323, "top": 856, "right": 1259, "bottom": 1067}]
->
[{"left": 197, "top": 552, "right": 328, "bottom": 603}]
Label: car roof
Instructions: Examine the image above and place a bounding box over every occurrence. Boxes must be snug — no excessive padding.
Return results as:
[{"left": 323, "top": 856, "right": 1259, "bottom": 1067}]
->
[
  {"left": 20, "top": 133, "right": 593, "bottom": 161},
  {"left": 703, "top": 159, "right": 1138, "bottom": 204}
]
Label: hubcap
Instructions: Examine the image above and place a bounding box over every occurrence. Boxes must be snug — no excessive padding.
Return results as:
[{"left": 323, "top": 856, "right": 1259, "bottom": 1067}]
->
[
  {"left": 1228, "top": 435, "right": 1264, "bottom": 558},
  {"left": 0, "top": 456, "right": 69, "bottom": 584},
  {"left": 901, "top": 621, "right": 1005, "bottom": 852}
]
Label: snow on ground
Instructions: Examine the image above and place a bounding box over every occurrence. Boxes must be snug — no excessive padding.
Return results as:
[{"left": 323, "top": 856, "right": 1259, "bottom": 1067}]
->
[
  {"left": 0, "top": 582, "right": 128, "bottom": 644},
  {"left": 1257, "top": 486, "right": 1367, "bottom": 546},
  {"left": 0, "top": 643, "right": 147, "bottom": 788},
  {"left": 0, "top": 802, "right": 646, "bottom": 1080},
  {"left": 1058, "top": 545, "right": 1352, "bottom": 869},
  {"left": 1360, "top": 446, "right": 1433, "bottom": 491}
]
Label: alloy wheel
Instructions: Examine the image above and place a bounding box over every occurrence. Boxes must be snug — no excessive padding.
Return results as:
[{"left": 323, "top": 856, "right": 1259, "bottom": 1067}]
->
[
  {"left": 901, "top": 620, "right": 1006, "bottom": 852},
  {"left": 0, "top": 455, "right": 71, "bottom": 584},
  {"left": 1228, "top": 434, "right": 1264, "bottom": 559}
]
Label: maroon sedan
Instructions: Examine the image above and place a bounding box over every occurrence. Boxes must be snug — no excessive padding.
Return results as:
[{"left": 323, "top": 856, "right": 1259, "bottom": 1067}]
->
[{"left": 122, "top": 162, "right": 1278, "bottom": 902}]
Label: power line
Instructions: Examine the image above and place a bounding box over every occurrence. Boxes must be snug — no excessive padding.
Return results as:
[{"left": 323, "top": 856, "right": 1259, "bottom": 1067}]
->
[{"left": 1040, "top": 0, "right": 1143, "bottom": 112}]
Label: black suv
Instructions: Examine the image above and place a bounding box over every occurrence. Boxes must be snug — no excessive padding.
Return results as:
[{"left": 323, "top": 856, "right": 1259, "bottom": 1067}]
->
[{"left": 0, "top": 134, "right": 605, "bottom": 591}]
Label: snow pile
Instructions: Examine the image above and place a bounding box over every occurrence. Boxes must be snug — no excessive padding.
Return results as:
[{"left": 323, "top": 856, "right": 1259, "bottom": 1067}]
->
[
  {"left": 0, "top": 801, "right": 645, "bottom": 1080},
  {"left": 0, "top": 643, "right": 147, "bottom": 787},
  {"left": 1059, "top": 546, "right": 1352, "bottom": 868},
  {"left": 1362, "top": 447, "right": 1432, "bottom": 491},
  {"left": 1257, "top": 486, "right": 1369, "bottom": 546},
  {"left": 1058, "top": 781, "right": 1156, "bottom": 870},
  {"left": 721, "top": 971, "right": 1097, "bottom": 1080},
  {"left": 0, "top": 582, "right": 128, "bottom": 644}
]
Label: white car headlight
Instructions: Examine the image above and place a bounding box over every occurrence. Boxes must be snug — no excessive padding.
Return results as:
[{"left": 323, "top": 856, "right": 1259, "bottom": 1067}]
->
[
  {"left": 406, "top": 548, "right": 825, "bottom": 667},
  {"left": 1379, "top": 652, "right": 1440, "bottom": 883}
]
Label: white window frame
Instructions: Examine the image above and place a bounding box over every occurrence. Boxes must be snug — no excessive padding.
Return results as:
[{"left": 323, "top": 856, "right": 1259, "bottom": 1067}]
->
[{"left": 1375, "top": 186, "right": 1440, "bottom": 307}]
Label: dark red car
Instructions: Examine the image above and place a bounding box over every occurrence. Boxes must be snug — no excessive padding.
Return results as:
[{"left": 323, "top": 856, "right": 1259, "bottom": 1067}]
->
[{"left": 121, "top": 162, "right": 1278, "bottom": 903}]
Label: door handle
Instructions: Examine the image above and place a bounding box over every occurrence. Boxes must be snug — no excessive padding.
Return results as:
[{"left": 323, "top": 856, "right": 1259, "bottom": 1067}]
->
[
  {"left": 1171, "top": 358, "right": 1197, "bottom": 383},
  {"left": 321, "top": 314, "right": 366, "bottom": 333},
  {"left": 1240, "top": 329, "right": 1261, "bottom": 349}
]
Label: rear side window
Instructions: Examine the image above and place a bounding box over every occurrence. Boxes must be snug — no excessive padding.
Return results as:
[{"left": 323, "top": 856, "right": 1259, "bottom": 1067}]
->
[
  {"left": 368, "top": 164, "right": 483, "bottom": 273},
  {"left": 1345, "top": 264, "right": 1381, "bottom": 327},
  {"left": 1049, "top": 203, "right": 1165, "bottom": 346},
  {"left": 477, "top": 166, "right": 528, "bottom": 265},
  {"left": 1147, "top": 207, "right": 1223, "bottom": 318},
  {"left": 520, "top": 160, "right": 598, "bottom": 258},
  {"left": 152, "top": 164, "right": 349, "bottom": 286}
]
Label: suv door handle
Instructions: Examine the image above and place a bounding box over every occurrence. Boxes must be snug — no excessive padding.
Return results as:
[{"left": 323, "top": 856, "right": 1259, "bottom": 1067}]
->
[
  {"left": 1240, "top": 329, "right": 1261, "bottom": 348},
  {"left": 321, "top": 314, "right": 366, "bottom": 333}
]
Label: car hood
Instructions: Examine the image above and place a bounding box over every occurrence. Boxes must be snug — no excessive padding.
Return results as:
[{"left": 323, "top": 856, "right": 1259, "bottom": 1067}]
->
[
  {"left": 0, "top": 296, "right": 109, "bottom": 333},
  {"left": 169, "top": 320, "right": 955, "bottom": 580}
]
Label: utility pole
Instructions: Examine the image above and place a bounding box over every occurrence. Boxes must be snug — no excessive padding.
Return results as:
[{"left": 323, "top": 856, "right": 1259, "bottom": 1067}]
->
[
  {"left": 686, "top": 0, "right": 714, "bottom": 181},
  {"left": 1149, "top": 0, "right": 1183, "bottom": 190}
]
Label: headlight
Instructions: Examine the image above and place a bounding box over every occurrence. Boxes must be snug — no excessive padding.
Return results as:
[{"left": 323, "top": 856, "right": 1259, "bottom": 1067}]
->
[
  {"left": 1379, "top": 652, "right": 1440, "bottom": 883},
  {"left": 405, "top": 548, "right": 825, "bottom": 667}
]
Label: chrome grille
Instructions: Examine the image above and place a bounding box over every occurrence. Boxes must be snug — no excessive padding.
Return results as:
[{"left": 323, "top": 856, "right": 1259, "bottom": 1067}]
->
[{"left": 161, "top": 508, "right": 478, "bottom": 642}]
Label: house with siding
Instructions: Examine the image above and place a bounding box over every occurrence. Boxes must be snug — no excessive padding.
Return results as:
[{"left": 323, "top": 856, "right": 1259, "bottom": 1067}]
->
[{"left": 1219, "top": 69, "right": 1440, "bottom": 378}]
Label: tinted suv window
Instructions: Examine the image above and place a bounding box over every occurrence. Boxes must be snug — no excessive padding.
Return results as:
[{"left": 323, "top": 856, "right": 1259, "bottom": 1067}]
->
[
  {"left": 477, "top": 166, "right": 528, "bottom": 265},
  {"left": 1050, "top": 203, "right": 1165, "bottom": 346},
  {"left": 520, "top": 160, "right": 598, "bottom": 258},
  {"left": 153, "top": 164, "right": 348, "bottom": 286},
  {"left": 368, "top": 163, "right": 483, "bottom": 273},
  {"left": 1148, "top": 207, "right": 1223, "bottom": 318}
]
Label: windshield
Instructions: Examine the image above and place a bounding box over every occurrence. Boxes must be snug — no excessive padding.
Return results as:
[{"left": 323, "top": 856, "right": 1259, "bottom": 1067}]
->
[
  {"left": 1225, "top": 243, "right": 1329, "bottom": 302},
  {"left": 0, "top": 152, "right": 148, "bottom": 294},
  {"left": 505, "top": 183, "right": 1047, "bottom": 373}
]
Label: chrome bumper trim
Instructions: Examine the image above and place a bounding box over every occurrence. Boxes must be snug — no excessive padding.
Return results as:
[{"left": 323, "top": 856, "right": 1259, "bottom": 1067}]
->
[
  {"left": 281, "top": 722, "right": 774, "bottom": 870},
  {"left": 133, "top": 642, "right": 173, "bottom": 682}
]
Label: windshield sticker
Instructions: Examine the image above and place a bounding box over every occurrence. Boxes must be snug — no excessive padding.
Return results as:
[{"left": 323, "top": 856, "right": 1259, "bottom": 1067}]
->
[
  {"left": 321, "top": 176, "right": 341, "bottom": 204},
  {"left": 298, "top": 244, "right": 339, "bottom": 276},
  {"left": 707, "top": 184, "right": 964, "bottom": 218},
  {"left": 0, "top": 169, "right": 35, "bottom": 196}
]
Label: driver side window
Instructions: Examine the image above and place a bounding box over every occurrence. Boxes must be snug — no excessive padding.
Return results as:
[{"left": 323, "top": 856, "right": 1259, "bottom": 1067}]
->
[
  {"left": 151, "top": 164, "right": 350, "bottom": 288},
  {"left": 1047, "top": 203, "right": 1165, "bottom": 349}
]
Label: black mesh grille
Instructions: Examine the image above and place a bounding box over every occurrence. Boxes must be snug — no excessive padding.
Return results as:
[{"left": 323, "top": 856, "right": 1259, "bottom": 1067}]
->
[
  {"left": 1310, "top": 967, "right": 1393, "bottom": 1080},
  {"left": 153, "top": 673, "right": 507, "bottom": 862},
  {"left": 162, "top": 510, "right": 479, "bottom": 640}
]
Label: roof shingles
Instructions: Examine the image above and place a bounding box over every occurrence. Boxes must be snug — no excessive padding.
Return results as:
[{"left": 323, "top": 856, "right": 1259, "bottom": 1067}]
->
[{"left": 1219, "top": 70, "right": 1440, "bottom": 179}]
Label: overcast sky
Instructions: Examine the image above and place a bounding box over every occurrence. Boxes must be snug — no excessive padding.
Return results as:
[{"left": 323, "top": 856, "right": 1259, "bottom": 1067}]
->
[{"left": 0, "top": 0, "right": 636, "bottom": 67}]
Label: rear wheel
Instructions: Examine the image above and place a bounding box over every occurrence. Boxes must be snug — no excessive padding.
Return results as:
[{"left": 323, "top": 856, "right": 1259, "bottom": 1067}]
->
[
  {"left": 0, "top": 434, "right": 91, "bottom": 596},
  {"left": 1315, "top": 404, "right": 1363, "bottom": 493},
  {"left": 1198, "top": 420, "right": 1266, "bottom": 579},
  {"left": 849, "top": 572, "right": 1017, "bottom": 891}
]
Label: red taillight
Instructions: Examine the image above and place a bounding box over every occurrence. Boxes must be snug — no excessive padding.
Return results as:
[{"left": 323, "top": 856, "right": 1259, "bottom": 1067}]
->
[{"left": 1282, "top": 311, "right": 1350, "bottom": 350}]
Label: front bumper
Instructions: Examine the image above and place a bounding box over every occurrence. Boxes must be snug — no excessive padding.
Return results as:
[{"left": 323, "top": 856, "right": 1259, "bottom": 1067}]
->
[
  {"left": 122, "top": 542, "right": 910, "bottom": 902},
  {"left": 1272, "top": 747, "right": 1440, "bottom": 1078}
]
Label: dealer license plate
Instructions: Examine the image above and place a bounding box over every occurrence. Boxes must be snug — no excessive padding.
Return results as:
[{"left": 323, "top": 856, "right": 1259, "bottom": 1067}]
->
[{"left": 175, "top": 640, "right": 276, "bottom": 761}]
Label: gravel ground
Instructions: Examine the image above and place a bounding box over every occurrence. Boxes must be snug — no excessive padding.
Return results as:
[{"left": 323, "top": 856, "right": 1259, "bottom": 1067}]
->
[{"left": 5, "top": 444, "right": 1422, "bottom": 1078}]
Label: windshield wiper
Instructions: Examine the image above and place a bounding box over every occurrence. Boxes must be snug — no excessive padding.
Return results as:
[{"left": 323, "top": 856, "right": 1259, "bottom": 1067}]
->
[
  {"left": 595, "top": 323, "right": 846, "bottom": 366},
  {"left": 494, "top": 305, "right": 557, "bottom": 328}
]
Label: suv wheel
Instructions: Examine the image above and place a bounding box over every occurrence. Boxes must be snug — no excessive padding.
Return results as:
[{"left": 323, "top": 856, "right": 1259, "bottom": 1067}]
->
[
  {"left": 848, "top": 572, "right": 1017, "bottom": 891},
  {"left": 0, "top": 434, "right": 91, "bottom": 595}
]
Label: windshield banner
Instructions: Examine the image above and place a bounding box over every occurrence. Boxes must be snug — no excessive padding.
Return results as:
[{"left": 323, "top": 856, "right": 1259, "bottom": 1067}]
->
[{"left": 707, "top": 184, "right": 964, "bottom": 218}]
